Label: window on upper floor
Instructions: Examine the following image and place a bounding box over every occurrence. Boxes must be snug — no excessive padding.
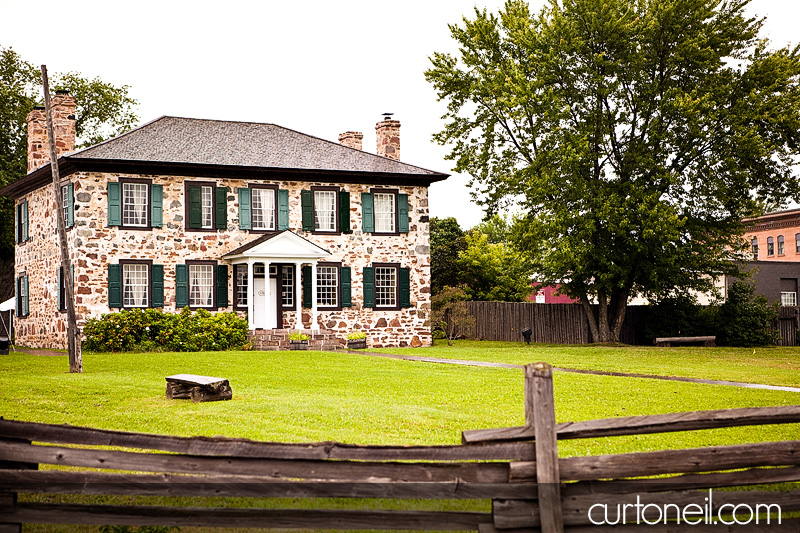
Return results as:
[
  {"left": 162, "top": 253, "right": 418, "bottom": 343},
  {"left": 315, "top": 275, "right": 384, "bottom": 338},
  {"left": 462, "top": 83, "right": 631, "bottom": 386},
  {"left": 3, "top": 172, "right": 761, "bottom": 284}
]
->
[
  {"left": 108, "top": 178, "right": 163, "bottom": 230},
  {"left": 301, "top": 187, "right": 351, "bottom": 234},
  {"left": 361, "top": 189, "right": 409, "bottom": 235},
  {"left": 15, "top": 200, "right": 28, "bottom": 244},
  {"left": 767, "top": 237, "right": 775, "bottom": 256},
  {"left": 751, "top": 237, "right": 758, "bottom": 260},
  {"left": 186, "top": 182, "right": 227, "bottom": 230},
  {"left": 796, "top": 233, "right": 800, "bottom": 254},
  {"left": 778, "top": 235, "right": 785, "bottom": 255},
  {"left": 238, "top": 185, "right": 289, "bottom": 232},
  {"left": 61, "top": 183, "right": 74, "bottom": 229}
]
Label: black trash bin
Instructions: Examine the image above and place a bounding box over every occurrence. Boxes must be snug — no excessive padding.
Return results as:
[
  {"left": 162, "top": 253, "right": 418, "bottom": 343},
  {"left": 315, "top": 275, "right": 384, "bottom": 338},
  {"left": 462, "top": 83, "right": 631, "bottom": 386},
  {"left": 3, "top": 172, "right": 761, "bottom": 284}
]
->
[
  {"left": 521, "top": 328, "right": 532, "bottom": 344},
  {"left": 0, "top": 336, "right": 9, "bottom": 355}
]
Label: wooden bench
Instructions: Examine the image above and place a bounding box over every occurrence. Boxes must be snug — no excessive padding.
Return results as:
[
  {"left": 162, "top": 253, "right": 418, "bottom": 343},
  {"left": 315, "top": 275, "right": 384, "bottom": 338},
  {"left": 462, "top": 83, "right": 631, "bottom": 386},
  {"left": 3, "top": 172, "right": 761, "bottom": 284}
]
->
[
  {"left": 165, "top": 374, "right": 232, "bottom": 403},
  {"left": 654, "top": 336, "right": 716, "bottom": 347}
]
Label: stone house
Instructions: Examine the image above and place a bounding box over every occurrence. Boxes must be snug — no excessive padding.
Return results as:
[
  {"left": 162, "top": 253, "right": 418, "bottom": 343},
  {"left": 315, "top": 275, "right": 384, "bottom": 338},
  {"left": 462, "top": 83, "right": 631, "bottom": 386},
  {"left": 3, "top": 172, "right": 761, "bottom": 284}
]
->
[{"left": 1, "top": 92, "right": 448, "bottom": 349}]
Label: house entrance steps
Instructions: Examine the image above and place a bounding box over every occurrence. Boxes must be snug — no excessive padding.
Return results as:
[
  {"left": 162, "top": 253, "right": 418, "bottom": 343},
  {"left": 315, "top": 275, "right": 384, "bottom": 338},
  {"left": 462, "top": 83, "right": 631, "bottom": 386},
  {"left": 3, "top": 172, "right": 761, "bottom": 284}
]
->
[{"left": 248, "top": 329, "right": 343, "bottom": 351}]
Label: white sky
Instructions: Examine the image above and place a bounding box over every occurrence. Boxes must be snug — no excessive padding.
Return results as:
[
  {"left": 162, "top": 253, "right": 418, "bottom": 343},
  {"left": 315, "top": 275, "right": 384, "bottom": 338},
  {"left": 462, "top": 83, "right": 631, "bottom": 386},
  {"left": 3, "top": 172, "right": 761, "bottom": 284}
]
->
[{"left": 2, "top": 0, "right": 798, "bottom": 229}]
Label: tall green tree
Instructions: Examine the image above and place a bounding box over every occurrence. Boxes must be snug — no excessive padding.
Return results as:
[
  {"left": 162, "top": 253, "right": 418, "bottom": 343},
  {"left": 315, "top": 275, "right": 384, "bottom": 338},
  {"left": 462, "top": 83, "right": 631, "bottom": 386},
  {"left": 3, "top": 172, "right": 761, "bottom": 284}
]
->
[
  {"left": 430, "top": 216, "right": 467, "bottom": 293},
  {"left": 457, "top": 231, "right": 534, "bottom": 301},
  {"left": 0, "top": 46, "right": 139, "bottom": 259},
  {"left": 426, "top": 0, "right": 800, "bottom": 342}
]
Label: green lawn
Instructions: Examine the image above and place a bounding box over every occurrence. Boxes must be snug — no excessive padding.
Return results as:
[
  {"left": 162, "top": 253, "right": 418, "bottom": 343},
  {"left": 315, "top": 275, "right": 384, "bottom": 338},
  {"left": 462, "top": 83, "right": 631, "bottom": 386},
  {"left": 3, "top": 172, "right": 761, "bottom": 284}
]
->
[
  {"left": 371, "top": 340, "right": 800, "bottom": 387},
  {"left": 2, "top": 345, "right": 799, "bottom": 457}
]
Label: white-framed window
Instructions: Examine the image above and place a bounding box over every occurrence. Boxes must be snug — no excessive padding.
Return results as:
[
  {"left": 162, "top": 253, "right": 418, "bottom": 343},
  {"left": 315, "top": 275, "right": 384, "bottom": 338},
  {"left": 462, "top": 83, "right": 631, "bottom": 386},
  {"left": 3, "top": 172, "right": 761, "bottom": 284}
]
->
[
  {"left": 189, "top": 263, "right": 214, "bottom": 307},
  {"left": 251, "top": 188, "right": 276, "bottom": 230},
  {"left": 122, "top": 182, "right": 148, "bottom": 227},
  {"left": 375, "top": 265, "right": 397, "bottom": 308},
  {"left": 314, "top": 190, "right": 337, "bottom": 232},
  {"left": 781, "top": 291, "right": 797, "bottom": 307},
  {"left": 317, "top": 265, "right": 338, "bottom": 307},
  {"left": 374, "top": 192, "right": 396, "bottom": 233},
  {"left": 123, "top": 263, "right": 149, "bottom": 307},
  {"left": 201, "top": 185, "right": 213, "bottom": 229},
  {"left": 751, "top": 237, "right": 758, "bottom": 260},
  {"left": 767, "top": 237, "right": 775, "bottom": 256},
  {"left": 62, "top": 184, "right": 70, "bottom": 226},
  {"left": 282, "top": 265, "right": 294, "bottom": 307},
  {"left": 235, "top": 265, "right": 248, "bottom": 309},
  {"left": 796, "top": 233, "right": 800, "bottom": 254}
]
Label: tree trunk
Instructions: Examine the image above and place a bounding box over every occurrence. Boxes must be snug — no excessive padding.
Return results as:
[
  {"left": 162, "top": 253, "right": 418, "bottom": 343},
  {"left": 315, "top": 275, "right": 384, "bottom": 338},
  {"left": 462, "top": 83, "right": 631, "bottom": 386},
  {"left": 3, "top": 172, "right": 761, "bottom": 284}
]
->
[
  {"left": 579, "top": 292, "right": 600, "bottom": 343},
  {"left": 580, "top": 288, "right": 629, "bottom": 344}
]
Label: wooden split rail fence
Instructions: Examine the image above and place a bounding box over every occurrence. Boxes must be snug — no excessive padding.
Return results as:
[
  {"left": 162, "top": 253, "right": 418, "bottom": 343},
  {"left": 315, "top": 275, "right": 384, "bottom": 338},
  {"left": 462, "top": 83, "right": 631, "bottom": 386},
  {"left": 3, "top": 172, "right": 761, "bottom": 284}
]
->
[{"left": 1, "top": 363, "right": 800, "bottom": 531}]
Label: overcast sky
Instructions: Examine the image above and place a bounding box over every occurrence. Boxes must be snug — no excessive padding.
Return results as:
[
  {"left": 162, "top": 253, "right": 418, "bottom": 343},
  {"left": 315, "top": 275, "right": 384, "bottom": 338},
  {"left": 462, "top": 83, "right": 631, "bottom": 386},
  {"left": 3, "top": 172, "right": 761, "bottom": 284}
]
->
[{"left": 2, "top": 0, "right": 798, "bottom": 229}]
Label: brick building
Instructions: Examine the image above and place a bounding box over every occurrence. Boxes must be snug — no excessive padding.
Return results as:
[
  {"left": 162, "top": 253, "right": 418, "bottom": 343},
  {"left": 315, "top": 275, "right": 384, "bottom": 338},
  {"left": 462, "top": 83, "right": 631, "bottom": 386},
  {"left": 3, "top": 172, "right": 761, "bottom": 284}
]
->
[{"left": 1, "top": 92, "right": 448, "bottom": 349}]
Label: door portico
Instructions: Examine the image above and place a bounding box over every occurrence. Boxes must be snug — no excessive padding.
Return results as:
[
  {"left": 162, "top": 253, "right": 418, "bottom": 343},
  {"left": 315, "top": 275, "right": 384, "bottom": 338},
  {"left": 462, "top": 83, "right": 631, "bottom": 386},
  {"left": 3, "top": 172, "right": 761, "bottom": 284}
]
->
[{"left": 223, "top": 231, "right": 331, "bottom": 331}]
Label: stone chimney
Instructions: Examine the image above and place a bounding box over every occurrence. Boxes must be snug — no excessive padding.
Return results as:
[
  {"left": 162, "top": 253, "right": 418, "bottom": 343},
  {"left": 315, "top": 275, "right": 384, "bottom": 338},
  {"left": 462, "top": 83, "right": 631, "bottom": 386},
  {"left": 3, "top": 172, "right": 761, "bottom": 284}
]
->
[
  {"left": 375, "top": 115, "right": 400, "bottom": 160},
  {"left": 338, "top": 131, "right": 363, "bottom": 151},
  {"left": 27, "top": 89, "right": 76, "bottom": 173}
]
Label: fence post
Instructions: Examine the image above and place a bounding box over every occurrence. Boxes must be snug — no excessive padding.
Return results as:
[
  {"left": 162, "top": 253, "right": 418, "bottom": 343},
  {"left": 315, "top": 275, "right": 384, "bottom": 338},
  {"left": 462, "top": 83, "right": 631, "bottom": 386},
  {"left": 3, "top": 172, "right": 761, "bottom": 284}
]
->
[
  {"left": 0, "top": 437, "right": 37, "bottom": 533},
  {"left": 525, "top": 363, "right": 564, "bottom": 533}
]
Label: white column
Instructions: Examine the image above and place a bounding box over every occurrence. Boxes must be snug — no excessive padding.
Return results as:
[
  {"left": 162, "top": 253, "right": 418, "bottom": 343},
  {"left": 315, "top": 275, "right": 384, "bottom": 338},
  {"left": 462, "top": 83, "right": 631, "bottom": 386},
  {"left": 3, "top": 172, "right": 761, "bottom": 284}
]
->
[
  {"left": 295, "top": 262, "right": 303, "bottom": 330},
  {"left": 264, "top": 261, "right": 272, "bottom": 329},
  {"left": 310, "top": 261, "right": 319, "bottom": 331},
  {"left": 246, "top": 261, "right": 254, "bottom": 330}
]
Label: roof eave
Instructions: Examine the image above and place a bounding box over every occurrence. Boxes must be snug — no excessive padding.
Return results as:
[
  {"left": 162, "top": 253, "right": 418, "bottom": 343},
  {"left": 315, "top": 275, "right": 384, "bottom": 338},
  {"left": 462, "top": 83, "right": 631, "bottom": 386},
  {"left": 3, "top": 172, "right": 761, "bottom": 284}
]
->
[{"left": 0, "top": 158, "right": 450, "bottom": 199}]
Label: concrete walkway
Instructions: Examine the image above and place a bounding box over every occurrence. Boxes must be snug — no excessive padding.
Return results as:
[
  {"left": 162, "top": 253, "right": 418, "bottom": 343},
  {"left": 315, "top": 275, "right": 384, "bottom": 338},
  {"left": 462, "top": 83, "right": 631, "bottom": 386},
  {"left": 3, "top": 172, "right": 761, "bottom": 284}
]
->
[{"left": 348, "top": 350, "right": 800, "bottom": 394}]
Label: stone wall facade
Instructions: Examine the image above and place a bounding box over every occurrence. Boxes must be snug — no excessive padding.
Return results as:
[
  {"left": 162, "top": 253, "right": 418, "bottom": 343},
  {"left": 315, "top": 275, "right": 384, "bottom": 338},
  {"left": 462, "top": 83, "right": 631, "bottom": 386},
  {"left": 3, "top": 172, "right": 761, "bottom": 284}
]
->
[{"left": 14, "top": 172, "right": 432, "bottom": 349}]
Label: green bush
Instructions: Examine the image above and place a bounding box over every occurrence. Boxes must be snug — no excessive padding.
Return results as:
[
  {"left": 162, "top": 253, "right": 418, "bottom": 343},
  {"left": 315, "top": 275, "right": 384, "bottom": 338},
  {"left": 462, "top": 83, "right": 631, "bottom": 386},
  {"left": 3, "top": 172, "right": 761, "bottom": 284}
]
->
[
  {"left": 641, "top": 293, "right": 715, "bottom": 343},
  {"left": 83, "top": 307, "right": 249, "bottom": 352},
  {"left": 715, "top": 281, "right": 779, "bottom": 347}
]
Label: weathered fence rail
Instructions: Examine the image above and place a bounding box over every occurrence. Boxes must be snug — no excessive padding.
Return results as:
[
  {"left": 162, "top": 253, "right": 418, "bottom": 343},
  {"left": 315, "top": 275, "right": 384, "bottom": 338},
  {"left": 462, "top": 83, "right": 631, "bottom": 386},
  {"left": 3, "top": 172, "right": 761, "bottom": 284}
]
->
[
  {"left": 2, "top": 364, "right": 800, "bottom": 531},
  {"left": 463, "top": 301, "right": 800, "bottom": 346}
]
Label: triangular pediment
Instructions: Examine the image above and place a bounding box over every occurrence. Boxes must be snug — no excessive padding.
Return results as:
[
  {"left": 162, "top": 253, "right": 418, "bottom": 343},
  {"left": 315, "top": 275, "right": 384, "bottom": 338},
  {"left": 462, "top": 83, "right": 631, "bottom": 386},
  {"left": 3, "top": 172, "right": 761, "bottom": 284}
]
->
[{"left": 223, "top": 231, "right": 331, "bottom": 262}]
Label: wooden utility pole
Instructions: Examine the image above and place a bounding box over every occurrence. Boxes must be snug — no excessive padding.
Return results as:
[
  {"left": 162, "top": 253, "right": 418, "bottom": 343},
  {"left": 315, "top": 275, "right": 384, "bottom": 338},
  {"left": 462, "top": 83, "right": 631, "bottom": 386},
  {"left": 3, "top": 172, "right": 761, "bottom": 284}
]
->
[{"left": 41, "top": 65, "right": 82, "bottom": 373}]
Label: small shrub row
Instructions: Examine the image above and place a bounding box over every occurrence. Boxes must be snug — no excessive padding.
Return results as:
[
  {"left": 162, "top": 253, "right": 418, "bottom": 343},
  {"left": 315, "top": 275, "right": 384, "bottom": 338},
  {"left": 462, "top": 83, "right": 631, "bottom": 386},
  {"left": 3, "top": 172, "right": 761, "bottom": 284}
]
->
[{"left": 83, "top": 307, "right": 249, "bottom": 352}]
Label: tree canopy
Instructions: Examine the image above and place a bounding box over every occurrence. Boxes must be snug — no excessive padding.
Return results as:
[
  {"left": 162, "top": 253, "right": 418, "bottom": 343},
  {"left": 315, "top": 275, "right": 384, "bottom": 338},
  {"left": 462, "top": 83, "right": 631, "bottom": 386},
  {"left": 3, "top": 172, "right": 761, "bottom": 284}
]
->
[
  {"left": 0, "top": 46, "right": 139, "bottom": 260},
  {"left": 426, "top": 0, "right": 800, "bottom": 342}
]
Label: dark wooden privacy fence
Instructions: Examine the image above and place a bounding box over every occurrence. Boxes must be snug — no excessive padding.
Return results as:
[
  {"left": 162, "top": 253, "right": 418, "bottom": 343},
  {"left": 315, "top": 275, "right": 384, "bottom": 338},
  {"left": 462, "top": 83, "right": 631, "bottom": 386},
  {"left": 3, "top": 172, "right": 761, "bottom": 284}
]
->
[
  {"left": 464, "top": 302, "right": 800, "bottom": 346},
  {"left": 464, "top": 302, "right": 645, "bottom": 344},
  {"left": 2, "top": 364, "right": 800, "bottom": 531}
]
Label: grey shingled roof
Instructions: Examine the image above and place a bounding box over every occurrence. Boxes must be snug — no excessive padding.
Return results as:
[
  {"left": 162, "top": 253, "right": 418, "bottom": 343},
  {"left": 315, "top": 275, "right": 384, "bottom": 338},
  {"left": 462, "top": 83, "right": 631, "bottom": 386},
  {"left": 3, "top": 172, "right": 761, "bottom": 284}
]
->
[{"left": 71, "top": 116, "right": 444, "bottom": 177}]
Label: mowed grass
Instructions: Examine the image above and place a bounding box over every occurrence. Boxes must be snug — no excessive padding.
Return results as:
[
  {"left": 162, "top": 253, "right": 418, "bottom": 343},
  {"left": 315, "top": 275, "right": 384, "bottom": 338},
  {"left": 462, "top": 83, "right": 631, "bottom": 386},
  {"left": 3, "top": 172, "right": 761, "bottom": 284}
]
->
[
  {"left": 371, "top": 340, "right": 800, "bottom": 388},
  {"left": 2, "top": 346, "right": 800, "bottom": 457}
]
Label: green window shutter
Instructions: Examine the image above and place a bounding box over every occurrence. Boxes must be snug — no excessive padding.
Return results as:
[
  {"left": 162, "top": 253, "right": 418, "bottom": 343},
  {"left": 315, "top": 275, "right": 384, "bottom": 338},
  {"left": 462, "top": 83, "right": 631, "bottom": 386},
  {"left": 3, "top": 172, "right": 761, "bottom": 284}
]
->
[
  {"left": 22, "top": 201, "right": 28, "bottom": 242},
  {"left": 108, "top": 182, "right": 121, "bottom": 226},
  {"left": 215, "top": 187, "right": 228, "bottom": 230},
  {"left": 341, "top": 266, "right": 352, "bottom": 307},
  {"left": 302, "top": 265, "right": 312, "bottom": 307},
  {"left": 238, "top": 187, "right": 251, "bottom": 230},
  {"left": 399, "top": 267, "right": 411, "bottom": 308},
  {"left": 398, "top": 194, "right": 409, "bottom": 233},
  {"left": 66, "top": 183, "right": 74, "bottom": 228},
  {"left": 216, "top": 264, "right": 228, "bottom": 308},
  {"left": 14, "top": 204, "right": 18, "bottom": 244},
  {"left": 16, "top": 277, "right": 21, "bottom": 317},
  {"left": 363, "top": 267, "right": 375, "bottom": 308},
  {"left": 151, "top": 264, "right": 164, "bottom": 308},
  {"left": 301, "top": 190, "right": 314, "bottom": 231},
  {"left": 188, "top": 185, "right": 202, "bottom": 228},
  {"left": 151, "top": 184, "right": 163, "bottom": 228},
  {"left": 23, "top": 275, "right": 29, "bottom": 316},
  {"left": 108, "top": 264, "right": 122, "bottom": 308},
  {"left": 175, "top": 264, "right": 188, "bottom": 308},
  {"left": 339, "top": 190, "right": 351, "bottom": 233},
  {"left": 277, "top": 189, "right": 289, "bottom": 230},
  {"left": 361, "top": 193, "right": 374, "bottom": 233}
]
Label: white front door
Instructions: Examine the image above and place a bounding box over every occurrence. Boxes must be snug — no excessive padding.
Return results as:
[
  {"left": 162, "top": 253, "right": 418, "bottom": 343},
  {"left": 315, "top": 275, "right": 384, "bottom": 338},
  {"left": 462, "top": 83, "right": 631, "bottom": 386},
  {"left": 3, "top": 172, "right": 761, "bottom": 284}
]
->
[{"left": 253, "top": 277, "right": 279, "bottom": 329}]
